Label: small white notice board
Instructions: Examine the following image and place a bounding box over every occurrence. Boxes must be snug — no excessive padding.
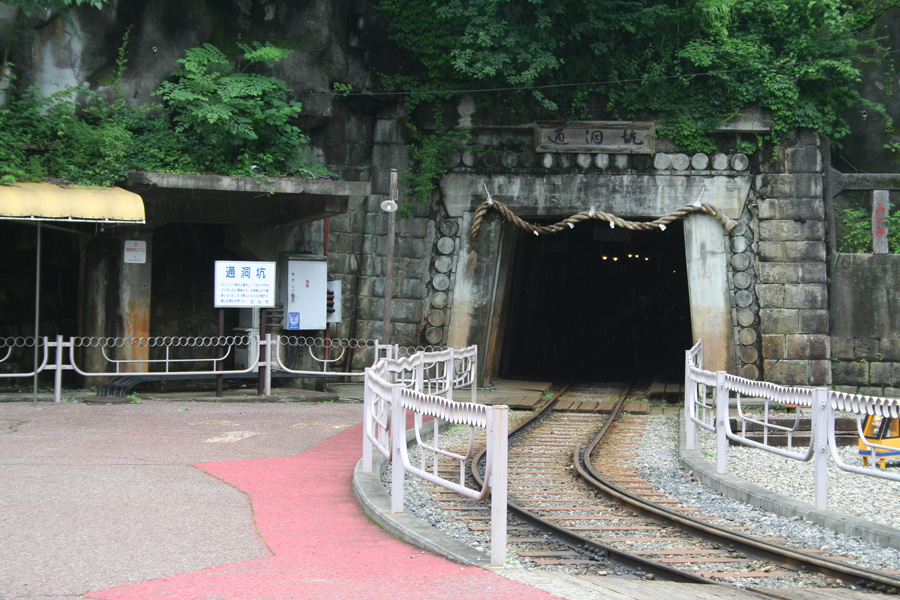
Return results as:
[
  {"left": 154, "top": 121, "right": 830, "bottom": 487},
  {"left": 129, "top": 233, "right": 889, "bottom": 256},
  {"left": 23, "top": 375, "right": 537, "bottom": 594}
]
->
[
  {"left": 123, "top": 240, "right": 147, "bottom": 264},
  {"left": 214, "top": 261, "right": 276, "bottom": 308}
]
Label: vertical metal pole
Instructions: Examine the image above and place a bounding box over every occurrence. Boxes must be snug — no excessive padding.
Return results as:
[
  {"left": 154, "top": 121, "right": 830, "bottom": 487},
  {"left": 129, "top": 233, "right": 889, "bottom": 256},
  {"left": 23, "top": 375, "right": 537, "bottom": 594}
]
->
[
  {"left": 813, "top": 387, "right": 830, "bottom": 510},
  {"left": 54, "top": 335, "right": 63, "bottom": 403},
  {"left": 264, "top": 333, "right": 272, "bottom": 397},
  {"left": 258, "top": 308, "right": 267, "bottom": 396},
  {"left": 33, "top": 223, "right": 42, "bottom": 405},
  {"left": 216, "top": 308, "right": 224, "bottom": 398},
  {"left": 715, "top": 371, "right": 728, "bottom": 474},
  {"left": 490, "top": 405, "right": 508, "bottom": 567},
  {"left": 684, "top": 350, "right": 696, "bottom": 451},
  {"left": 362, "top": 368, "right": 373, "bottom": 473},
  {"left": 382, "top": 169, "right": 397, "bottom": 345},
  {"left": 390, "top": 384, "right": 405, "bottom": 513}
]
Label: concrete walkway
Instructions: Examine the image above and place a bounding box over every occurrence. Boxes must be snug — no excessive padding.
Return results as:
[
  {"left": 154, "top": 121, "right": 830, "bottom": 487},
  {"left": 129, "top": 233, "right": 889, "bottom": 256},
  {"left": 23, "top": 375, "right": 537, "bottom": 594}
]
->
[{"left": 0, "top": 387, "right": 557, "bottom": 600}]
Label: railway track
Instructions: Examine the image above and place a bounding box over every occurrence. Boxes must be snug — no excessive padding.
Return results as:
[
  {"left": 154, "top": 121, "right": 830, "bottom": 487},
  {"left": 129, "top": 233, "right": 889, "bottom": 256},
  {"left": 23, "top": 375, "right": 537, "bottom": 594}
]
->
[{"left": 444, "top": 381, "right": 900, "bottom": 598}]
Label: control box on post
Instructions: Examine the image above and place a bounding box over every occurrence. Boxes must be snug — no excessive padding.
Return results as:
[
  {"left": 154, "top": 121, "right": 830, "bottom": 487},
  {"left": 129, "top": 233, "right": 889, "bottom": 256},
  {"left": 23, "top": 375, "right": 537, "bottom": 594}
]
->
[{"left": 281, "top": 255, "right": 327, "bottom": 331}]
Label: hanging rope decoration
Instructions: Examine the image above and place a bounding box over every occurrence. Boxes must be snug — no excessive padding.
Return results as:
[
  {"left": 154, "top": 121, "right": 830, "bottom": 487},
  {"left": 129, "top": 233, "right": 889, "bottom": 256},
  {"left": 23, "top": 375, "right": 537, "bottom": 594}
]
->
[{"left": 470, "top": 189, "right": 740, "bottom": 243}]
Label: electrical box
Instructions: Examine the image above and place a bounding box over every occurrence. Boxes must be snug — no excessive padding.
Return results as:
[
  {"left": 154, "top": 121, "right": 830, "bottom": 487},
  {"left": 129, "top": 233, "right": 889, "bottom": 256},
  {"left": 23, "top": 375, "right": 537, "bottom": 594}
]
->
[{"left": 281, "top": 255, "right": 327, "bottom": 330}]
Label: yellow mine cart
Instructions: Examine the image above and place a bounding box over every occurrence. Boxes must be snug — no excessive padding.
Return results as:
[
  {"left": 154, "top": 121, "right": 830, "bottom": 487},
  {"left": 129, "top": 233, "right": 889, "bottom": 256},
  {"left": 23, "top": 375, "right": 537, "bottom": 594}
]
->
[{"left": 859, "top": 415, "right": 900, "bottom": 469}]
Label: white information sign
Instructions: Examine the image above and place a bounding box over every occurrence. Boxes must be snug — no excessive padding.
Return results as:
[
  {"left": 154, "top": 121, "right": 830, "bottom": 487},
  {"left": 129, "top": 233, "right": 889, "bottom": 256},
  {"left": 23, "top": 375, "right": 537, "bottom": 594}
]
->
[
  {"left": 123, "top": 240, "right": 147, "bottom": 264},
  {"left": 214, "top": 261, "right": 276, "bottom": 308}
]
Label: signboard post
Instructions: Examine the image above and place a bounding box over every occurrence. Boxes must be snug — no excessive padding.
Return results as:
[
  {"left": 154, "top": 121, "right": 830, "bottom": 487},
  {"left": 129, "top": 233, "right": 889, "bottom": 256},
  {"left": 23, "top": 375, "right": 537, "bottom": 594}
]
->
[
  {"left": 213, "top": 261, "right": 276, "bottom": 397},
  {"left": 872, "top": 190, "right": 890, "bottom": 254}
]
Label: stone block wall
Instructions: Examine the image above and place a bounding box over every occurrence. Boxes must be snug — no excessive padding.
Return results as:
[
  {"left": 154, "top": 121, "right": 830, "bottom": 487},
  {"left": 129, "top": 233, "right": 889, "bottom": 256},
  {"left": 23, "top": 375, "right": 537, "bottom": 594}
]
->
[
  {"left": 830, "top": 253, "right": 900, "bottom": 396},
  {"left": 754, "top": 131, "right": 831, "bottom": 385}
]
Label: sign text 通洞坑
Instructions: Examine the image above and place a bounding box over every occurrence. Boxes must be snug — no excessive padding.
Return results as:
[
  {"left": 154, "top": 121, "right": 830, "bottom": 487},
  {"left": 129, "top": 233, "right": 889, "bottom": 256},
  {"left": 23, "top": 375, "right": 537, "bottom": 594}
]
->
[
  {"left": 534, "top": 121, "right": 655, "bottom": 154},
  {"left": 214, "top": 261, "right": 276, "bottom": 308}
]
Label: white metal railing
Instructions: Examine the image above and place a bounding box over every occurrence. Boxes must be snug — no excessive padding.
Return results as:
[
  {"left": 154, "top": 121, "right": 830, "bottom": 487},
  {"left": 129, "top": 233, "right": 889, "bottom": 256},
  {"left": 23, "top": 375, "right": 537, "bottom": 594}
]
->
[
  {"left": 685, "top": 340, "right": 900, "bottom": 509},
  {"left": 361, "top": 345, "right": 508, "bottom": 567},
  {"left": 0, "top": 334, "right": 382, "bottom": 400}
]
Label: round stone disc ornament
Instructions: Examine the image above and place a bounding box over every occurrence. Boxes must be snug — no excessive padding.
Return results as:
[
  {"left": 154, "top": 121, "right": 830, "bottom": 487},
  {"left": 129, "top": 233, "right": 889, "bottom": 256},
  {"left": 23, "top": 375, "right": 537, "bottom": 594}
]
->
[
  {"left": 436, "top": 237, "right": 455, "bottom": 255},
  {"left": 739, "top": 328, "right": 758, "bottom": 345},
  {"left": 426, "top": 309, "right": 446, "bottom": 327},
  {"left": 439, "top": 219, "right": 458, "bottom": 237},
  {"left": 432, "top": 273, "right": 451, "bottom": 291},
  {"left": 430, "top": 291, "right": 448, "bottom": 309},
  {"left": 425, "top": 327, "right": 444, "bottom": 345},
  {"left": 434, "top": 255, "right": 453, "bottom": 273}
]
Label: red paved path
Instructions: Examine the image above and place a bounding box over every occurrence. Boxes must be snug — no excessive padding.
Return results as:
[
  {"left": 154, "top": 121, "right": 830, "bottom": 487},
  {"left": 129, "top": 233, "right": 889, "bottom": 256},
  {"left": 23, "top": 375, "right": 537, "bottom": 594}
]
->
[{"left": 87, "top": 424, "right": 558, "bottom": 600}]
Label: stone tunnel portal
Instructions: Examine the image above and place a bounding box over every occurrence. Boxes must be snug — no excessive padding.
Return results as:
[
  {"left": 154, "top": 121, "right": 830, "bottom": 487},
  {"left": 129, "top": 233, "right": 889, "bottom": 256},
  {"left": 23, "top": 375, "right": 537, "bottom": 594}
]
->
[{"left": 497, "top": 219, "right": 693, "bottom": 383}]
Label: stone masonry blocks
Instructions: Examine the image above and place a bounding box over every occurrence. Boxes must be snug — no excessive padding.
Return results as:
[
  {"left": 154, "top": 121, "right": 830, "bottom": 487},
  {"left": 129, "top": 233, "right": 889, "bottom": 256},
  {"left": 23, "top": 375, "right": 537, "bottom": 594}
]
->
[
  {"left": 784, "top": 146, "right": 822, "bottom": 173},
  {"left": 763, "top": 360, "right": 811, "bottom": 385},
  {"left": 809, "top": 360, "right": 831, "bottom": 386},
  {"left": 756, "top": 198, "right": 825, "bottom": 221},
  {"left": 758, "top": 263, "right": 801, "bottom": 284},
  {"left": 758, "top": 241, "right": 825, "bottom": 263},
  {"left": 760, "top": 309, "right": 799, "bottom": 334},
  {"left": 832, "top": 361, "right": 869, "bottom": 386},
  {"left": 784, "top": 284, "right": 827, "bottom": 309},
  {"left": 758, "top": 220, "right": 824, "bottom": 241},
  {"left": 785, "top": 334, "right": 829, "bottom": 359},
  {"left": 756, "top": 284, "right": 784, "bottom": 308},
  {"left": 762, "top": 334, "right": 785, "bottom": 359},
  {"left": 799, "top": 309, "right": 829, "bottom": 334},
  {"left": 870, "top": 361, "right": 892, "bottom": 386},
  {"left": 754, "top": 173, "right": 822, "bottom": 199},
  {"left": 830, "top": 337, "right": 855, "bottom": 360},
  {"left": 854, "top": 338, "right": 880, "bottom": 359}
]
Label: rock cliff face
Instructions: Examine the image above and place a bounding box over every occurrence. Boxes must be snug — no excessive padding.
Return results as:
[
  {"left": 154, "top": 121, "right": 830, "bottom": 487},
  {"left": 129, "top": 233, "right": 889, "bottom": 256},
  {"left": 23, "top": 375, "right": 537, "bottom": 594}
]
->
[{"left": 0, "top": 0, "right": 395, "bottom": 180}]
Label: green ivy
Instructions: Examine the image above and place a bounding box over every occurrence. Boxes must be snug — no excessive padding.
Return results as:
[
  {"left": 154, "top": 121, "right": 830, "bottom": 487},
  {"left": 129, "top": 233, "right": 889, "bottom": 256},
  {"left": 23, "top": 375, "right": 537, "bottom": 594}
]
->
[
  {"left": 403, "top": 122, "right": 474, "bottom": 210},
  {"left": 378, "top": 0, "right": 894, "bottom": 152}
]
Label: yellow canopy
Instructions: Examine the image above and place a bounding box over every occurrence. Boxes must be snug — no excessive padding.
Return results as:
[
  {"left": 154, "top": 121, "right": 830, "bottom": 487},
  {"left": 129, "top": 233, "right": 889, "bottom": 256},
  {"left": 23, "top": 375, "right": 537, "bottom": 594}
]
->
[{"left": 0, "top": 182, "right": 145, "bottom": 223}]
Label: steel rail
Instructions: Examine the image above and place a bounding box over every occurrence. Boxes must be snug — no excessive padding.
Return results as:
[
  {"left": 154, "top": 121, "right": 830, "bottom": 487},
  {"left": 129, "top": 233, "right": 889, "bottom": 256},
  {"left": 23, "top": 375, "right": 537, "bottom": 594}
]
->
[
  {"left": 471, "top": 383, "right": 731, "bottom": 585},
  {"left": 578, "top": 408, "right": 900, "bottom": 595}
]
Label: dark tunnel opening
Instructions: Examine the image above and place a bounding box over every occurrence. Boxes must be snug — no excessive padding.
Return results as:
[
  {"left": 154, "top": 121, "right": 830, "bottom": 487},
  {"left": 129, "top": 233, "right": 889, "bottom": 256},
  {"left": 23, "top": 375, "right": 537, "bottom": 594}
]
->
[{"left": 498, "top": 219, "right": 693, "bottom": 383}]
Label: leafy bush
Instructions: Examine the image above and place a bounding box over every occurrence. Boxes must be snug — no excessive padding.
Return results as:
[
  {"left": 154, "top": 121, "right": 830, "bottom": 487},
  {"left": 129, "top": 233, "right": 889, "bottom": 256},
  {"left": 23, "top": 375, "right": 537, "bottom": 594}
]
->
[
  {"left": 0, "top": 38, "right": 329, "bottom": 185},
  {"left": 838, "top": 206, "right": 900, "bottom": 253},
  {"left": 153, "top": 41, "right": 314, "bottom": 177}
]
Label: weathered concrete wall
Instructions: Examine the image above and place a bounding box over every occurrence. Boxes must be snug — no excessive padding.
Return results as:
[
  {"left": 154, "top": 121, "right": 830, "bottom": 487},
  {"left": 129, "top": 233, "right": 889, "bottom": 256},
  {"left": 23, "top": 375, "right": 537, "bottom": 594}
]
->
[{"left": 830, "top": 253, "right": 900, "bottom": 396}]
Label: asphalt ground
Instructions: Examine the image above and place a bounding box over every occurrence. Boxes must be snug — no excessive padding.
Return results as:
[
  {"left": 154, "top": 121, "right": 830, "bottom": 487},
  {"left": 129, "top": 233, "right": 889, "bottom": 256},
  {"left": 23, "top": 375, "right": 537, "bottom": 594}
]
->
[{"left": 0, "top": 389, "right": 363, "bottom": 600}]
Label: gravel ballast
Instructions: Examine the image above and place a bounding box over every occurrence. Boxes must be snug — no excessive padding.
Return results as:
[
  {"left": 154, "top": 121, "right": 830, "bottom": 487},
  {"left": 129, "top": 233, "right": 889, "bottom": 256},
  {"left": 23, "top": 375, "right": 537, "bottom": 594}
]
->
[{"left": 384, "top": 411, "right": 900, "bottom": 577}]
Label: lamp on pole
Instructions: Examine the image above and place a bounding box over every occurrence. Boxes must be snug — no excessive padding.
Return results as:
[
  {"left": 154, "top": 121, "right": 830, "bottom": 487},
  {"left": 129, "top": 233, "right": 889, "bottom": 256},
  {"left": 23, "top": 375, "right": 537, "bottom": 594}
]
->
[{"left": 381, "top": 169, "right": 399, "bottom": 345}]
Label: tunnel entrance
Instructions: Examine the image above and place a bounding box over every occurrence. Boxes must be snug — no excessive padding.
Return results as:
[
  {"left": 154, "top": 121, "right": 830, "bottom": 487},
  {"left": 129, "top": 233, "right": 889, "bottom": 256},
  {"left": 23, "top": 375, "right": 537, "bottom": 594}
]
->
[{"left": 496, "top": 219, "right": 693, "bottom": 383}]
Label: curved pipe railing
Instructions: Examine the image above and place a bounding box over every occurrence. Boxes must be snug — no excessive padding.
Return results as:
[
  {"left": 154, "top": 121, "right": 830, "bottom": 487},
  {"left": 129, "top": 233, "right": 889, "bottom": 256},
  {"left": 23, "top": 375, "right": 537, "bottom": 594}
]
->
[
  {"left": 360, "top": 345, "right": 508, "bottom": 566},
  {"left": 685, "top": 341, "right": 900, "bottom": 510}
]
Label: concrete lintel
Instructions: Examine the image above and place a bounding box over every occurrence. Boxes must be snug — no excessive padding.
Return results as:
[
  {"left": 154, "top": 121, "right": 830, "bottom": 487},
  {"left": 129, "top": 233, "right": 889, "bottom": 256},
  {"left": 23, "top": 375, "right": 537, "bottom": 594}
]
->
[
  {"left": 125, "top": 171, "right": 368, "bottom": 226},
  {"left": 828, "top": 169, "right": 900, "bottom": 194},
  {"left": 714, "top": 107, "right": 773, "bottom": 133},
  {"left": 127, "top": 171, "right": 371, "bottom": 197},
  {"left": 442, "top": 172, "right": 750, "bottom": 221}
]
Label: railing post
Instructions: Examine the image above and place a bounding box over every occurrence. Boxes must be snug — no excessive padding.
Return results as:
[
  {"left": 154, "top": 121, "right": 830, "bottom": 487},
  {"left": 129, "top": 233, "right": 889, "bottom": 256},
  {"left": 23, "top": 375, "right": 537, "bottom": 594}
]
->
[
  {"left": 684, "top": 350, "right": 696, "bottom": 451},
  {"left": 445, "top": 349, "right": 453, "bottom": 399},
  {"left": 264, "top": 334, "right": 272, "bottom": 396},
  {"left": 812, "top": 387, "right": 830, "bottom": 510},
  {"left": 715, "top": 371, "right": 729, "bottom": 474},
  {"left": 490, "top": 405, "right": 508, "bottom": 567},
  {"left": 53, "top": 335, "right": 63, "bottom": 403},
  {"left": 362, "top": 368, "right": 373, "bottom": 473},
  {"left": 390, "top": 384, "right": 405, "bottom": 513}
]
